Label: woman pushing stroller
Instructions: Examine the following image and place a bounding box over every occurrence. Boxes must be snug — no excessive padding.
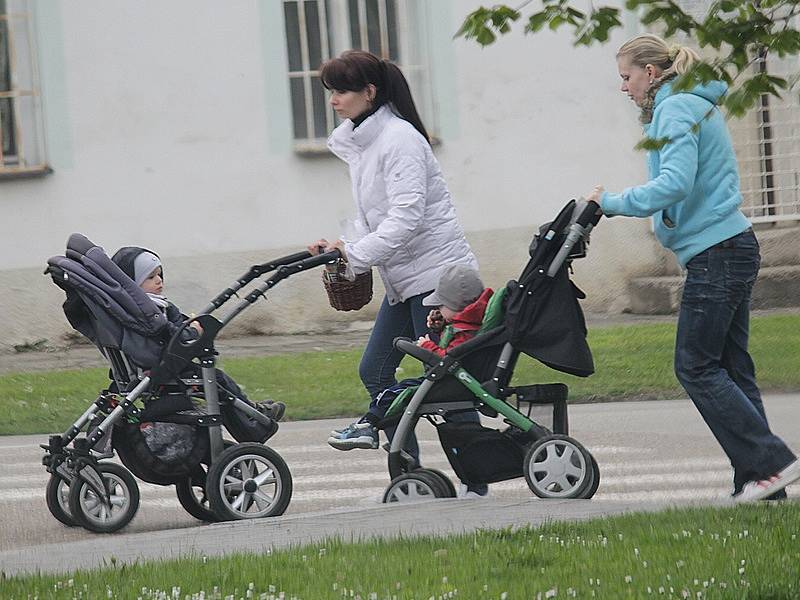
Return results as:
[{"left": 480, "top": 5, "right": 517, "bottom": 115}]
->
[{"left": 308, "top": 50, "right": 489, "bottom": 496}]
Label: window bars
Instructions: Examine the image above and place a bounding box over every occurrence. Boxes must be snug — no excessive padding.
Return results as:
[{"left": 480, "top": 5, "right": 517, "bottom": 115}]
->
[
  {"left": 282, "top": 0, "right": 432, "bottom": 149},
  {"left": 0, "top": 0, "right": 47, "bottom": 176},
  {"left": 730, "top": 53, "right": 800, "bottom": 224}
]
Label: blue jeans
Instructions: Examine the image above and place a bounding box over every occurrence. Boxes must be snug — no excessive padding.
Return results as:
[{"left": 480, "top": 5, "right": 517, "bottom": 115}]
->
[
  {"left": 674, "top": 229, "right": 795, "bottom": 493},
  {"left": 359, "top": 293, "right": 480, "bottom": 466}
]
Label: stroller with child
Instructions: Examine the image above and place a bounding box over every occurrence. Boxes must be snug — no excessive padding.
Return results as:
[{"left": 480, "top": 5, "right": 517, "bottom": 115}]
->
[
  {"left": 42, "top": 234, "right": 341, "bottom": 532},
  {"left": 377, "top": 199, "right": 603, "bottom": 502}
]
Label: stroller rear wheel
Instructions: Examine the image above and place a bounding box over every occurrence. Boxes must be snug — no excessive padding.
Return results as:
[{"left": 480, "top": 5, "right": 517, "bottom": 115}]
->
[
  {"left": 68, "top": 462, "right": 140, "bottom": 533},
  {"left": 579, "top": 454, "right": 601, "bottom": 499},
  {"left": 206, "top": 443, "right": 292, "bottom": 521},
  {"left": 382, "top": 471, "right": 450, "bottom": 503},
  {"left": 415, "top": 468, "right": 456, "bottom": 498},
  {"left": 175, "top": 440, "right": 235, "bottom": 522},
  {"left": 524, "top": 434, "right": 593, "bottom": 499},
  {"left": 45, "top": 473, "right": 76, "bottom": 527},
  {"left": 175, "top": 465, "right": 218, "bottom": 522}
]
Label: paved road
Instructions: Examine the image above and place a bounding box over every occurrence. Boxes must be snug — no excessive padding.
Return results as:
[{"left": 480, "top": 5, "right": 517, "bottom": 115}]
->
[{"left": 1, "top": 394, "right": 798, "bottom": 575}]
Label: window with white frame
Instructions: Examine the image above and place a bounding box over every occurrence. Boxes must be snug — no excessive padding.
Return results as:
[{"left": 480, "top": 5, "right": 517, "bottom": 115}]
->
[
  {"left": 0, "top": 0, "right": 48, "bottom": 177},
  {"left": 282, "top": 0, "right": 434, "bottom": 151}
]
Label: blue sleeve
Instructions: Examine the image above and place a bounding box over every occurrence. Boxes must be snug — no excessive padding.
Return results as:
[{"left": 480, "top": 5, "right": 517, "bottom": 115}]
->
[{"left": 601, "top": 99, "right": 699, "bottom": 218}]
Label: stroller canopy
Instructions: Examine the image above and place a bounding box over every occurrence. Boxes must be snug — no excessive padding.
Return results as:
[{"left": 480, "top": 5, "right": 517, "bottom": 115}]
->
[
  {"left": 46, "top": 233, "right": 168, "bottom": 368},
  {"left": 504, "top": 201, "right": 595, "bottom": 377}
]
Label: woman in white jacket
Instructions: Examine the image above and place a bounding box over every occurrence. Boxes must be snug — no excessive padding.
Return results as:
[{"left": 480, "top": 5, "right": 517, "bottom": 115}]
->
[{"left": 309, "top": 50, "right": 485, "bottom": 496}]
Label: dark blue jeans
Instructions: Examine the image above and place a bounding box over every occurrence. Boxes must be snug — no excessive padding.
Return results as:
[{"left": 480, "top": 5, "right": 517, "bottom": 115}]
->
[
  {"left": 674, "top": 229, "right": 795, "bottom": 493},
  {"left": 359, "top": 293, "right": 480, "bottom": 464}
]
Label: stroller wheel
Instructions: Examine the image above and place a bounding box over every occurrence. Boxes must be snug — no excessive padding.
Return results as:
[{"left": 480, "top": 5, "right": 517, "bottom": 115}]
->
[
  {"left": 578, "top": 453, "right": 601, "bottom": 499},
  {"left": 414, "top": 468, "right": 456, "bottom": 498},
  {"left": 206, "top": 443, "right": 292, "bottom": 521},
  {"left": 175, "top": 440, "right": 235, "bottom": 522},
  {"left": 176, "top": 466, "right": 218, "bottom": 522},
  {"left": 45, "top": 473, "right": 76, "bottom": 527},
  {"left": 68, "top": 462, "right": 140, "bottom": 533},
  {"left": 382, "top": 471, "right": 450, "bottom": 504},
  {"left": 524, "top": 434, "right": 593, "bottom": 499}
]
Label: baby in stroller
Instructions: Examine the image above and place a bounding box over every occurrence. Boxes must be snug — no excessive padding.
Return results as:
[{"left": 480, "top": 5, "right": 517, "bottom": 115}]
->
[
  {"left": 42, "top": 234, "right": 317, "bottom": 531},
  {"left": 110, "top": 245, "right": 285, "bottom": 423},
  {"left": 328, "top": 263, "right": 492, "bottom": 451}
]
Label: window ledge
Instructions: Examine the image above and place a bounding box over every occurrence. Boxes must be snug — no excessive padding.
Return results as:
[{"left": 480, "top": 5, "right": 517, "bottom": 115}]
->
[
  {"left": 293, "top": 136, "right": 442, "bottom": 158},
  {"left": 0, "top": 165, "right": 53, "bottom": 181}
]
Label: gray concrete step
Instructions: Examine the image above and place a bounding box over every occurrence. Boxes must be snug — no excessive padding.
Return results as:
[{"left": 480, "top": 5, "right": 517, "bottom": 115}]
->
[{"left": 628, "top": 265, "right": 800, "bottom": 314}]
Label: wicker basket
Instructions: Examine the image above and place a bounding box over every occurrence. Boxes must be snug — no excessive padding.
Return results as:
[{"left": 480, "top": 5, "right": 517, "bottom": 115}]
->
[{"left": 322, "top": 261, "right": 373, "bottom": 311}]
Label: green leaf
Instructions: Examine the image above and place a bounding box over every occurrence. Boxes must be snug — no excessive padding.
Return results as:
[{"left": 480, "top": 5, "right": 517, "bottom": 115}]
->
[{"left": 635, "top": 136, "right": 671, "bottom": 151}]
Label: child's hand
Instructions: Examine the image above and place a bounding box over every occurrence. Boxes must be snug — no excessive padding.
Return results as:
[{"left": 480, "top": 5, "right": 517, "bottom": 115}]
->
[
  {"left": 416, "top": 335, "right": 430, "bottom": 345},
  {"left": 426, "top": 309, "right": 444, "bottom": 332},
  {"left": 190, "top": 321, "right": 204, "bottom": 335}
]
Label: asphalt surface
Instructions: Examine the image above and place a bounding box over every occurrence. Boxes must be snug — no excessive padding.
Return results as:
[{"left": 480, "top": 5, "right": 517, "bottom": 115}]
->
[
  {"left": 1, "top": 312, "right": 799, "bottom": 577},
  {"left": 1, "top": 394, "right": 798, "bottom": 577}
]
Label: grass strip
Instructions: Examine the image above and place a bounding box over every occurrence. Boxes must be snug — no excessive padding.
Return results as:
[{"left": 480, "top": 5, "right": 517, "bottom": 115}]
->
[
  {"left": 1, "top": 503, "right": 798, "bottom": 598},
  {"left": 1, "top": 314, "right": 798, "bottom": 436}
]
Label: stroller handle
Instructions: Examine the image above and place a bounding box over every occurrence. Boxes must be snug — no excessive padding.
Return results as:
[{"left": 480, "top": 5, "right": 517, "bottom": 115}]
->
[
  {"left": 545, "top": 199, "right": 602, "bottom": 277},
  {"left": 576, "top": 200, "right": 603, "bottom": 227},
  {"left": 204, "top": 249, "right": 343, "bottom": 312}
]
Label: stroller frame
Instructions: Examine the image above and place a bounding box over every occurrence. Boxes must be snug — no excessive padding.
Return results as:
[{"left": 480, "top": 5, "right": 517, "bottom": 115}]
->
[
  {"left": 43, "top": 244, "right": 341, "bottom": 532},
  {"left": 381, "top": 199, "right": 603, "bottom": 502}
]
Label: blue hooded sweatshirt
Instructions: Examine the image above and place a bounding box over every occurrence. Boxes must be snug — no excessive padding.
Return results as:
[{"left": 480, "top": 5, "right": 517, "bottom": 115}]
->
[{"left": 600, "top": 81, "right": 751, "bottom": 267}]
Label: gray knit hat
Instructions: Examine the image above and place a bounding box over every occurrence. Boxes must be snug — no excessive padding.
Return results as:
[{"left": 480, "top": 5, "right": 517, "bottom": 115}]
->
[
  {"left": 422, "top": 263, "right": 484, "bottom": 312},
  {"left": 132, "top": 251, "right": 162, "bottom": 287}
]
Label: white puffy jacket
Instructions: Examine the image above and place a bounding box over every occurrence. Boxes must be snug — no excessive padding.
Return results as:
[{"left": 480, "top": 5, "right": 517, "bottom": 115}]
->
[{"left": 328, "top": 104, "right": 477, "bottom": 304}]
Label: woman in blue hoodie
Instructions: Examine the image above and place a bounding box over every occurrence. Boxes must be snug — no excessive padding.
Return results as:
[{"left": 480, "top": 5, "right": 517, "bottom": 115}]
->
[{"left": 587, "top": 34, "right": 798, "bottom": 502}]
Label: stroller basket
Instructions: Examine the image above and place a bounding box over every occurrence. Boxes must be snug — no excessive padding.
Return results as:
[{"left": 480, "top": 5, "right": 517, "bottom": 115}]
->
[{"left": 437, "top": 422, "right": 525, "bottom": 485}]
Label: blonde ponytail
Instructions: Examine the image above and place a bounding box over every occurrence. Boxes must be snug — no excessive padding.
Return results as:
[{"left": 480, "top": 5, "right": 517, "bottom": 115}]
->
[{"left": 617, "top": 34, "right": 699, "bottom": 78}]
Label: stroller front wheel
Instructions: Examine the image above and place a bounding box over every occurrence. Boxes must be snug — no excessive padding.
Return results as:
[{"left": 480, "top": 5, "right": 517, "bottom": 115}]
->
[
  {"left": 45, "top": 472, "right": 76, "bottom": 527},
  {"left": 524, "top": 434, "right": 594, "bottom": 499},
  {"left": 206, "top": 443, "right": 292, "bottom": 521},
  {"left": 67, "top": 462, "right": 140, "bottom": 533}
]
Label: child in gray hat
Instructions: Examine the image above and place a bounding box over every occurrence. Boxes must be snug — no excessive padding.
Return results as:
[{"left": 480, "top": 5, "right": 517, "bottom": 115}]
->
[{"left": 329, "top": 263, "right": 493, "bottom": 451}]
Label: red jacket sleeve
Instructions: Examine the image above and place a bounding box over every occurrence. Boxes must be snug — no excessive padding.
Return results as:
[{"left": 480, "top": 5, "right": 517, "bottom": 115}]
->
[
  {"left": 419, "top": 338, "right": 446, "bottom": 357},
  {"left": 418, "top": 330, "right": 476, "bottom": 357}
]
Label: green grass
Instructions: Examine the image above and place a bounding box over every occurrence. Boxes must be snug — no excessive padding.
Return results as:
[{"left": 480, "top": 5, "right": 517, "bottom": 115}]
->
[
  {"left": 2, "top": 314, "right": 799, "bottom": 436},
  {"left": 2, "top": 504, "right": 798, "bottom": 598}
]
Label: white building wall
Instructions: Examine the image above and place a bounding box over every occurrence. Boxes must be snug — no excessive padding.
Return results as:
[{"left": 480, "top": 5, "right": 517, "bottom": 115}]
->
[{"left": 0, "top": 0, "right": 663, "bottom": 354}]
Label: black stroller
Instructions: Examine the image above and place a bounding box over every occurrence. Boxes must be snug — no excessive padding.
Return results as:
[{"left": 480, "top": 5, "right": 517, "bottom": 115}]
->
[
  {"left": 379, "top": 199, "right": 603, "bottom": 502},
  {"left": 42, "top": 235, "right": 341, "bottom": 532}
]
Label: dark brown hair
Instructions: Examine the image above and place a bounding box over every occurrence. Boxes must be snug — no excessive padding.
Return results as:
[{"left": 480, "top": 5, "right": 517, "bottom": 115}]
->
[{"left": 320, "top": 50, "right": 429, "bottom": 142}]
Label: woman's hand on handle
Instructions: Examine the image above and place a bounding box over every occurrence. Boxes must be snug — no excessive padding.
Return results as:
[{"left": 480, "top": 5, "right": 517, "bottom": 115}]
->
[
  {"left": 307, "top": 239, "right": 330, "bottom": 256},
  {"left": 585, "top": 186, "right": 605, "bottom": 210},
  {"left": 307, "top": 238, "right": 347, "bottom": 260}
]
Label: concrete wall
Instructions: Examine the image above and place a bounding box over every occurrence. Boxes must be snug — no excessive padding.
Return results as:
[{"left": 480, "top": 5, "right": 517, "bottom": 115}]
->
[{"left": 0, "top": 1, "right": 664, "bottom": 353}]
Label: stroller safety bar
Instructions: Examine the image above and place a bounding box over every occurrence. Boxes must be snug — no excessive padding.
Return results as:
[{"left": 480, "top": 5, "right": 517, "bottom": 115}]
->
[{"left": 394, "top": 337, "right": 440, "bottom": 366}]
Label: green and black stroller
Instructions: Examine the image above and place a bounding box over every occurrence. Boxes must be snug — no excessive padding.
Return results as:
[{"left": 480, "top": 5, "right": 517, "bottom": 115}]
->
[{"left": 379, "top": 199, "right": 603, "bottom": 503}]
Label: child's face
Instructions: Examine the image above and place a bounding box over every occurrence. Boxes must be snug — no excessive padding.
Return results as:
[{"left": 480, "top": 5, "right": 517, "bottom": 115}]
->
[
  {"left": 140, "top": 267, "right": 163, "bottom": 295},
  {"left": 440, "top": 306, "right": 458, "bottom": 322}
]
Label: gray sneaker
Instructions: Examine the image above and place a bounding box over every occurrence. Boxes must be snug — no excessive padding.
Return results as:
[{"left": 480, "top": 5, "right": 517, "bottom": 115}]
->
[{"left": 328, "top": 422, "right": 379, "bottom": 450}]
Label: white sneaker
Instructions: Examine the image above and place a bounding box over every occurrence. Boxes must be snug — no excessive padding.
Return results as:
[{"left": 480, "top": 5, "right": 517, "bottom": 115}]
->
[{"left": 734, "top": 458, "right": 800, "bottom": 503}]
